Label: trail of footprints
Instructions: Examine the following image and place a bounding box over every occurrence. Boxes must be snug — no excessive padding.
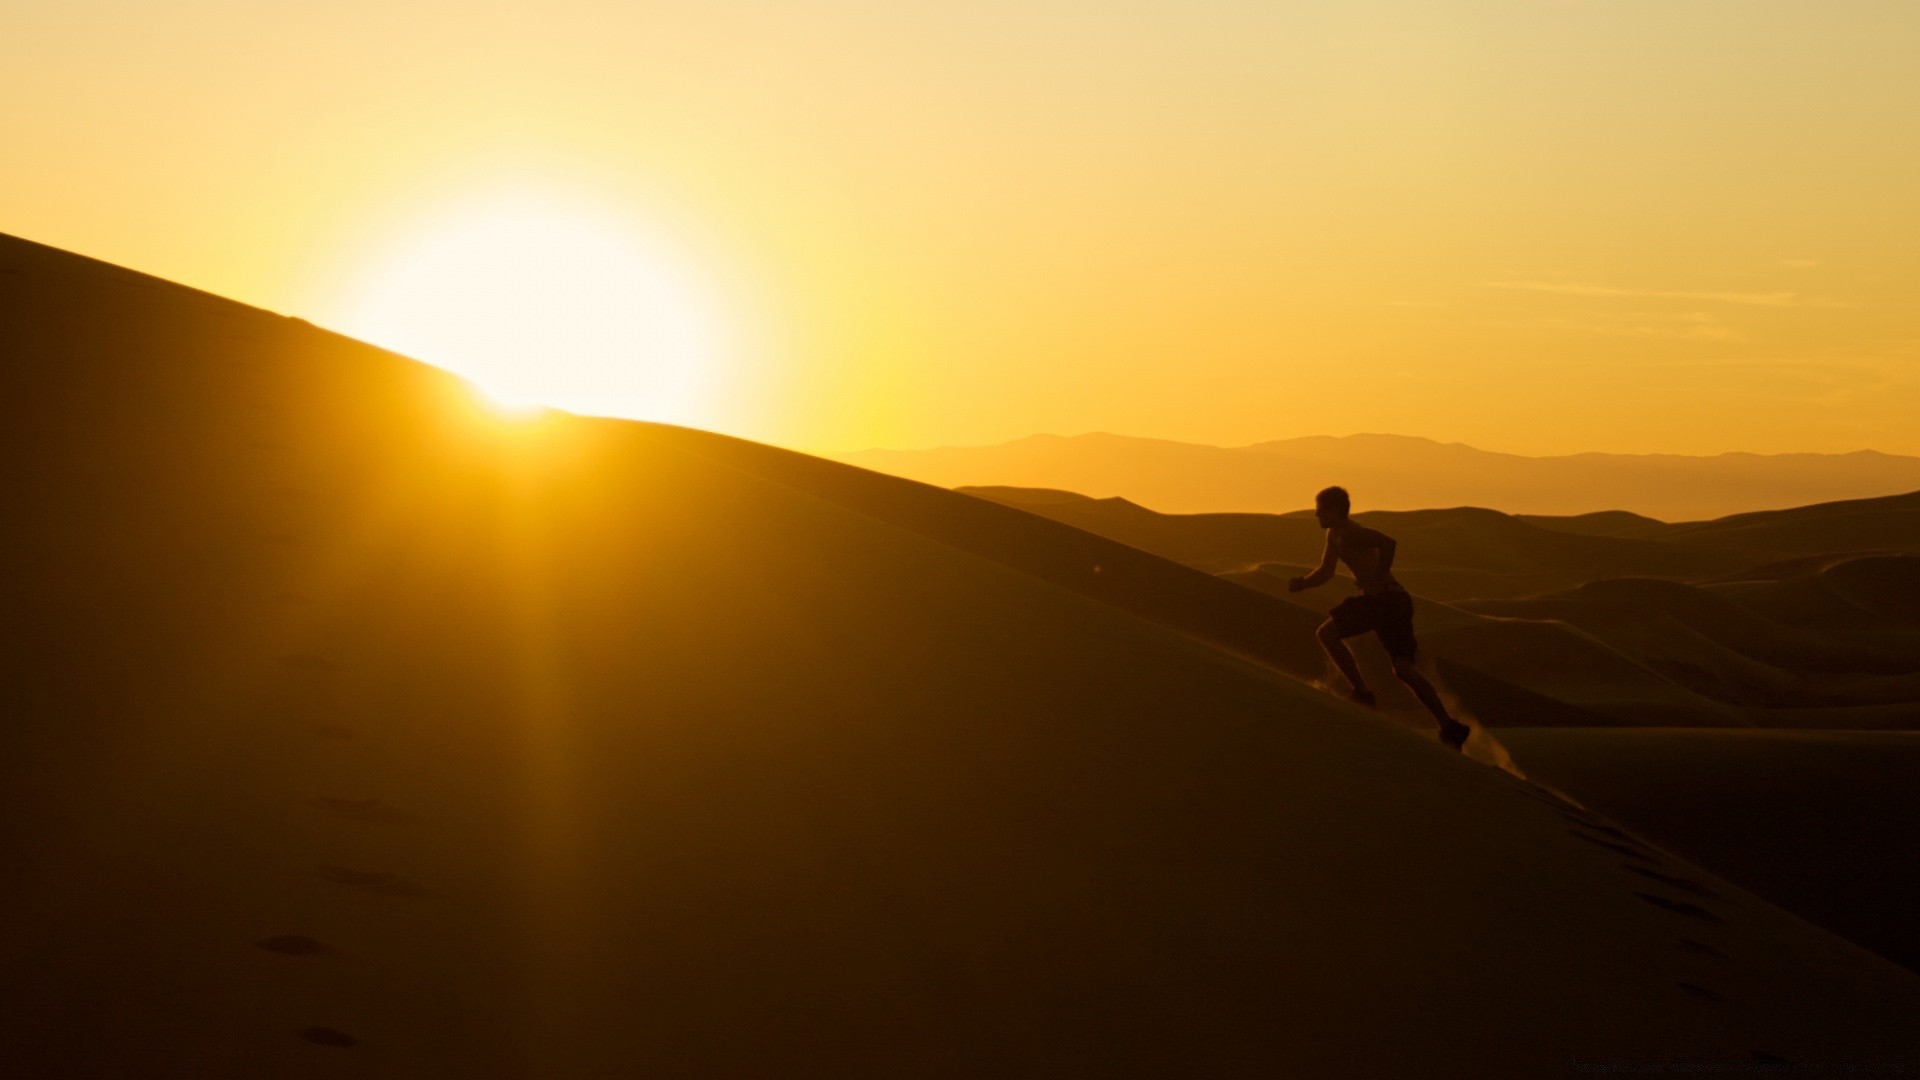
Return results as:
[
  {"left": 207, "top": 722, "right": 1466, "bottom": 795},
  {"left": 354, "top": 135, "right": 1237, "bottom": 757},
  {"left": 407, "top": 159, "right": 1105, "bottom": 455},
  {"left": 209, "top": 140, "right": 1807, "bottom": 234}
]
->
[
  {"left": 1516, "top": 779, "right": 1814, "bottom": 1062},
  {"left": 1539, "top": 784, "right": 1785, "bottom": 1054},
  {"left": 236, "top": 459, "right": 1770, "bottom": 1061},
  {"left": 1489, "top": 773, "right": 1784, "bottom": 1054},
  {"left": 258, "top": 637, "right": 427, "bottom": 1053},
  {"left": 244, "top": 446, "right": 429, "bottom": 1053}
]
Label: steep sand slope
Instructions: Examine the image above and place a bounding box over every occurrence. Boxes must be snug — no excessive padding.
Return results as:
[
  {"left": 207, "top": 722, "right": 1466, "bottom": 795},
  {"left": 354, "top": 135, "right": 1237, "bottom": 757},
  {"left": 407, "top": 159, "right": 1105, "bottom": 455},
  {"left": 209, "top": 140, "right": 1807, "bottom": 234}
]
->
[
  {"left": 1220, "top": 567, "right": 1680, "bottom": 728},
  {"left": 4, "top": 234, "right": 1919, "bottom": 1075},
  {"left": 1499, "top": 729, "right": 1920, "bottom": 975},
  {"left": 576, "top": 429, "right": 1572, "bottom": 743},
  {"left": 608, "top": 438, "right": 1332, "bottom": 677}
]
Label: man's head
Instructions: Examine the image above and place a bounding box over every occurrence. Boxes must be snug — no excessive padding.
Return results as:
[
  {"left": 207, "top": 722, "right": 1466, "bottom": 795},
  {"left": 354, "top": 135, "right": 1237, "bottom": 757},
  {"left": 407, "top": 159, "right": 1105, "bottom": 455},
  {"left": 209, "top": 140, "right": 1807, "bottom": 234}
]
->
[{"left": 1314, "top": 485, "right": 1351, "bottom": 528}]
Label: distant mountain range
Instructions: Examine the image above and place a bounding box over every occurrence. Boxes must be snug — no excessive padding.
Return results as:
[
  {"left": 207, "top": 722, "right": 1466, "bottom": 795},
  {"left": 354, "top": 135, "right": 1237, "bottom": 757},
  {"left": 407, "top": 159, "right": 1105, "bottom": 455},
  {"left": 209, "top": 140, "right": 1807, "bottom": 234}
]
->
[{"left": 836, "top": 433, "right": 1920, "bottom": 520}]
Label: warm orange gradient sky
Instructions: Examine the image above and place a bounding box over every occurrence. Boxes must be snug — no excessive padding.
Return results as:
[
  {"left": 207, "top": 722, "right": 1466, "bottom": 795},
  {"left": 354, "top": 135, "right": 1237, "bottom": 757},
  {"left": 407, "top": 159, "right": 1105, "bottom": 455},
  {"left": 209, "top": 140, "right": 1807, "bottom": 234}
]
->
[{"left": 5, "top": 1, "right": 1917, "bottom": 455}]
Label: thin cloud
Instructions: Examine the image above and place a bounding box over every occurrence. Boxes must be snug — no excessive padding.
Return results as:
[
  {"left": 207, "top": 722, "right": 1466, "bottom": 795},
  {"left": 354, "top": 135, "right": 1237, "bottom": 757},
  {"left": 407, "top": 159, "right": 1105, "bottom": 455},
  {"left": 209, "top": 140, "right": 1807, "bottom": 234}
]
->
[
  {"left": 1486, "top": 309, "right": 1740, "bottom": 341},
  {"left": 1483, "top": 280, "right": 1840, "bottom": 307}
]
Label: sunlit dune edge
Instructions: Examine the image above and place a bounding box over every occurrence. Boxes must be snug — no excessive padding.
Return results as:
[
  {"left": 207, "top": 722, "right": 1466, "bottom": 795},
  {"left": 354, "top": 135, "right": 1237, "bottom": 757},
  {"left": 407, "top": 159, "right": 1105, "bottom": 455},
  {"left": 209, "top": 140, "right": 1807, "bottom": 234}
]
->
[{"left": 3, "top": 233, "right": 1917, "bottom": 1076}]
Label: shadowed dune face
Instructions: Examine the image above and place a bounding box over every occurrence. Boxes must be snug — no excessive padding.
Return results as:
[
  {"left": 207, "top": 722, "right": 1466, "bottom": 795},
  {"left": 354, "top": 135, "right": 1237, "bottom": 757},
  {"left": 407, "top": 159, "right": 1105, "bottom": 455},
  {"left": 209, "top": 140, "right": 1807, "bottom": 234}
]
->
[
  {"left": 4, "top": 234, "right": 1920, "bottom": 1074},
  {"left": 1500, "top": 729, "right": 1920, "bottom": 976},
  {"left": 1461, "top": 578, "right": 1920, "bottom": 712},
  {"left": 1660, "top": 493, "right": 1920, "bottom": 553},
  {"left": 1822, "top": 555, "right": 1920, "bottom": 625}
]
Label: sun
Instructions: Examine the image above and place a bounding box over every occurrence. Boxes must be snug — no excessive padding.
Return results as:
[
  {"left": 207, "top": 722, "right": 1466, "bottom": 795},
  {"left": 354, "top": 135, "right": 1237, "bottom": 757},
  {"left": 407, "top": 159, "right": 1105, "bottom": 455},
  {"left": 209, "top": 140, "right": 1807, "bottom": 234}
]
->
[{"left": 333, "top": 189, "right": 726, "bottom": 426}]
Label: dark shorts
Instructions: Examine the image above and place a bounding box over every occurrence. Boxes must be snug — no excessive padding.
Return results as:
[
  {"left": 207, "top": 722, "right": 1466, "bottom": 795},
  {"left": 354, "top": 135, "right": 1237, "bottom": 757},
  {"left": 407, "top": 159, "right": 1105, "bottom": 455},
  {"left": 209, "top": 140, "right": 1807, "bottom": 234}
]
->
[{"left": 1329, "top": 589, "right": 1418, "bottom": 659}]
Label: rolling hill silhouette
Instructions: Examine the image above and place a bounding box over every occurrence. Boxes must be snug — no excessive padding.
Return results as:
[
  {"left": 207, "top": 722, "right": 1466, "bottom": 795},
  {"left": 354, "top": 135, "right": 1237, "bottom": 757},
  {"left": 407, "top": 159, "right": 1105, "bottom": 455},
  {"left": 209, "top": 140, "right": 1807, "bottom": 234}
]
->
[
  {"left": 839, "top": 432, "right": 1920, "bottom": 520},
  {"left": 3, "top": 233, "right": 1918, "bottom": 1074}
]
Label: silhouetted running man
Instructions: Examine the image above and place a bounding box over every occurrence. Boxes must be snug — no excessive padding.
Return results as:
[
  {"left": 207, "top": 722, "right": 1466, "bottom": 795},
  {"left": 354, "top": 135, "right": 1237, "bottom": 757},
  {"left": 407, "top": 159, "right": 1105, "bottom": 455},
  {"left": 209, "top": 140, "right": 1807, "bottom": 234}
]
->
[{"left": 1289, "top": 485, "right": 1472, "bottom": 751}]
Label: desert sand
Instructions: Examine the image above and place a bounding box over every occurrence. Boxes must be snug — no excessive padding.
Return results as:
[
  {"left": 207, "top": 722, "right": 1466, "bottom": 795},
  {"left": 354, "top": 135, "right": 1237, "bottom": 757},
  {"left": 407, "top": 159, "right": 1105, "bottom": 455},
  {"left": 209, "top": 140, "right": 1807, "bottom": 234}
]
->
[
  {"left": 4, "top": 232, "right": 1919, "bottom": 1075},
  {"left": 1496, "top": 728, "right": 1920, "bottom": 977}
]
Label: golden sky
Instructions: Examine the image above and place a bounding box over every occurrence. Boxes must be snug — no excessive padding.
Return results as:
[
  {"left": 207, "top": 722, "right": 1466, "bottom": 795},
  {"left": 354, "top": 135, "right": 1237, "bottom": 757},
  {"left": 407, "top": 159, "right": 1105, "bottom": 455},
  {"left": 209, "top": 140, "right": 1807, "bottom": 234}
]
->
[{"left": 5, "top": 1, "right": 1917, "bottom": 455}]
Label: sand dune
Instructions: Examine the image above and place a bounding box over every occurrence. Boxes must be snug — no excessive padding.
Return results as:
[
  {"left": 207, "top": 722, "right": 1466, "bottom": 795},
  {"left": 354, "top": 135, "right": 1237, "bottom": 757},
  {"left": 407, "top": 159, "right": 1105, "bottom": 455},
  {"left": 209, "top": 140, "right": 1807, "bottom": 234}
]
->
[
  {"left": 1713, "top": 556, "right": 1920, "bottom": 643},
  {"left": 1660, "top": 492, "right": 1920, "bottom": 554},
  {"left": 1517, "top": 510, "right": 1670, "bottom": 538},
  {"left": 1551, "top": 578, "right": 1915, "bottom": 674},
  {"left": 1462, "top": 584, "right": 1919, "bottom": 709},
  {"left": 7, "top": 234, "right": 1920, "bottom": 1072}
]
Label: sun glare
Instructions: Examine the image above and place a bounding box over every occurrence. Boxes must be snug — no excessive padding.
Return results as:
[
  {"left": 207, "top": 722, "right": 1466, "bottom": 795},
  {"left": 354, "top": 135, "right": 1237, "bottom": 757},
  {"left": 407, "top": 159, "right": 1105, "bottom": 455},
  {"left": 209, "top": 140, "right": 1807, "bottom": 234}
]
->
[{"left": 336, "top": 191, "right": 725, "bottom": 427}]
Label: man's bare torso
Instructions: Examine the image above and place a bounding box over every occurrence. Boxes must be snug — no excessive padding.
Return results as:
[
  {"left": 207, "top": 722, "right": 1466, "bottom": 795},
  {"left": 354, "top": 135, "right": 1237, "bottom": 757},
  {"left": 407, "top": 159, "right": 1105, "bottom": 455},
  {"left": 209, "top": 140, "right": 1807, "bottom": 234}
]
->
[{"left": 1326, "top": 522, "right": 1403, "bottom": 595}]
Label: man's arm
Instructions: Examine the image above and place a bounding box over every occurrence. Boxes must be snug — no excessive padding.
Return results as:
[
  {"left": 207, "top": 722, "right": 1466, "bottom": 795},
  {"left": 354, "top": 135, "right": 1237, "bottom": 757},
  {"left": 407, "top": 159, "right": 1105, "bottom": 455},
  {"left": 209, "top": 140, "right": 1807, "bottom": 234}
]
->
[{"left": 1289, "top": 536, "right": 1340, "bottom": 592}]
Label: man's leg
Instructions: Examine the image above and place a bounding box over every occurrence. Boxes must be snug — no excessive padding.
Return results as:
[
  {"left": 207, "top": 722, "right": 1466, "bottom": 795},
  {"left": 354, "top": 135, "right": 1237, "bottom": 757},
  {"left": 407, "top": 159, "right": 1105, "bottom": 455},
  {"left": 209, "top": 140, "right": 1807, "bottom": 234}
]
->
[
  {"left": 1316, "top": 620, "right": 1372, "bottom": 703},
  {"left": 1392, "top": 655, "right": 1470, "bottom": 748}
]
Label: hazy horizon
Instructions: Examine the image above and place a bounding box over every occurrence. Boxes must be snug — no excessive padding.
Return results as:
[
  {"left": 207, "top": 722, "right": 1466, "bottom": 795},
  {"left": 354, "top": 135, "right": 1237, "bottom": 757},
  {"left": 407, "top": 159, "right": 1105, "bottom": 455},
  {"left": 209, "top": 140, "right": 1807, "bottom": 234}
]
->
[
  {"left": 834, "top": 427, "right": 1920, "bottom": 519},
  {"left": 818, "top": 428, "right": 1920, "bottom": 460},
  {"left": 7, "top": 1, "right": 1918, "bottom": 457}
]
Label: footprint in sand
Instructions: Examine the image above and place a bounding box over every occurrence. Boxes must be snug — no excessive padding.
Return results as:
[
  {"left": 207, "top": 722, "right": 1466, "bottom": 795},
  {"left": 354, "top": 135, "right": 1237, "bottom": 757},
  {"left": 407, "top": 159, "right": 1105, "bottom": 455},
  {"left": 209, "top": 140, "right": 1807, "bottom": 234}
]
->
[
  {"left": 1568, "top": 831, "right": 1657, "bottom": 862},
  {"left": 1675, "top": 981, "right": 1723, "bottom": 1003},
  {"left": 300, "top": 1027, "right": 358, "bottom": 1048},
  {"left": 1492, "top": 774, "right": 1580, "bottom": 811},
  {"left": 319, "top": 865, "right": 433, "bottom": 898},
  {"left": 1626, "top": 865, "right": 1728, "bottom": 902},
  {"left": 257, "top": 934, "right": 331, "bottom": 957},
  {"left": 311, "top": 796, "right": 412, "bottom": 825},
  {"left": 1677, "top": 938, "right": 1728, "bottom": 960},
  {"left": 1635, "top": 892, "right": 1722, "bottom": 923},
  {"left": 1559, "top": 812, "right": 1644, "bottom": 846}
]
